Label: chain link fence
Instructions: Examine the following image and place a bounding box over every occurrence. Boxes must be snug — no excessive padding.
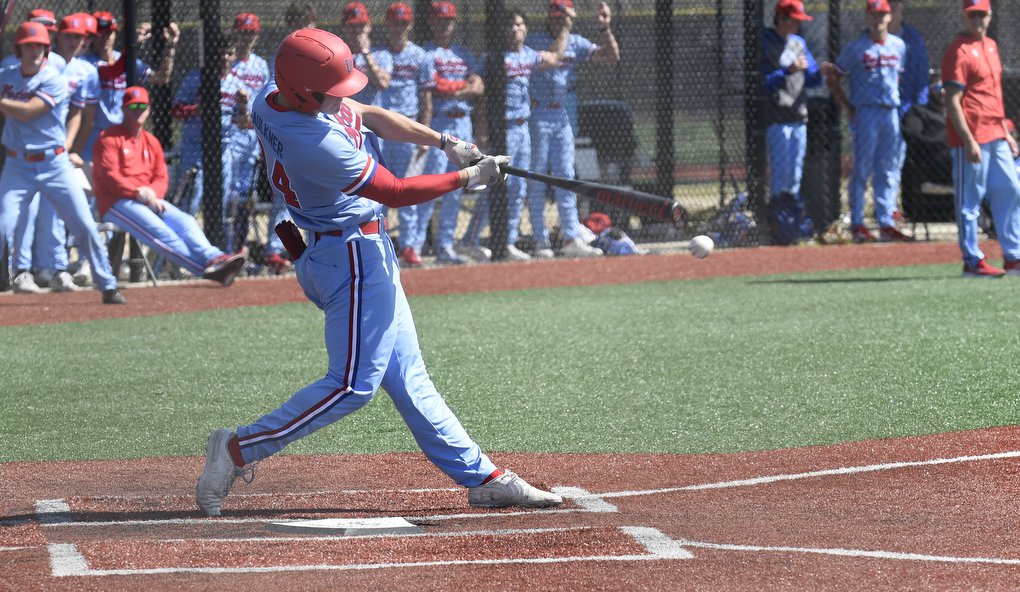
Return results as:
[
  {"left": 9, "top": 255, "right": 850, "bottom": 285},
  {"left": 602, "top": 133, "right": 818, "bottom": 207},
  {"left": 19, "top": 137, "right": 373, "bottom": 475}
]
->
[{"left": 3, "top": 1, "right": 1020, "bottom": 282}]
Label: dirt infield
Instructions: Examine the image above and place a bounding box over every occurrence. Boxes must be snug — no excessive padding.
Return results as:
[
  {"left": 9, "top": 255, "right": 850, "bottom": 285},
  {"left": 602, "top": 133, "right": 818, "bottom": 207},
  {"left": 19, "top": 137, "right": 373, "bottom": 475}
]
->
[
  {"left": 2, "top": 427, "right": 1019, "bottom": 590},
  {"left": 3, "top": 239, "right": 1018, "bottom": 589}
]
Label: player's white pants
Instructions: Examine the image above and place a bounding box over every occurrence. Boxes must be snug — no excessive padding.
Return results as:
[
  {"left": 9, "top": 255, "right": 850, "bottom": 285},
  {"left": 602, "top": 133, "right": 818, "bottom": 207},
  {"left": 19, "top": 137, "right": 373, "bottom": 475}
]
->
[
  {"left": 462, "top": 121, "right": 533, "bottom": 248},
  {"left": 849, "top": 106, "right": 901, "bottom": 227},
  {"left": 951, "top": 139, "right": 1020, "bottom": 267},
  {"left": 418, "top": 116, "right": 472, "bottom": 251},
  {"left": 767, "top": 122, "right": 807, "bottom": 198},
  {"left": 529, "top": 107, "right": 581, "bottom": 242},
  {"left": 12, "top": 193, "right": 68, "bottom": 272},
  {"left": 234, "top": 223, "right": 497, "bottom": 487},
  {"left": 103, "top": 199, "right": 224, "bottom": 277},
  {"left": 0, "top": 153, "right": 117, "bottom": 291}
]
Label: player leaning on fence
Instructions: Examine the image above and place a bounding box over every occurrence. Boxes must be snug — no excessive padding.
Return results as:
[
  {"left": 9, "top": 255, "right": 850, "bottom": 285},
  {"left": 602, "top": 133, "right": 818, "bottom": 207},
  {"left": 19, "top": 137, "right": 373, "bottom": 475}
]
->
[{"left": 941, "top": 0, "right": 1020, "bottom": 278}]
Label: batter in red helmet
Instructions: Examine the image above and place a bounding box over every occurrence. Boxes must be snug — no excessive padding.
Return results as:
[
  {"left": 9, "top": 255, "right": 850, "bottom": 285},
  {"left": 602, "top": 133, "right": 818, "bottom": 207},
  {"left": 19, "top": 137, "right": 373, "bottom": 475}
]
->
[{"left": 196, "top": 28, "right": 562, "bottom": 515}]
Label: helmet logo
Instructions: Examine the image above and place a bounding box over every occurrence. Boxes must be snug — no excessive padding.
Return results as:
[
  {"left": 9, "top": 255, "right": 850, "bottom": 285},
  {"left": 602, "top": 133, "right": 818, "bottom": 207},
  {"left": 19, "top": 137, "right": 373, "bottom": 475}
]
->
[{"left": 345, "top": 58, "right": 352, "bottom": 74}]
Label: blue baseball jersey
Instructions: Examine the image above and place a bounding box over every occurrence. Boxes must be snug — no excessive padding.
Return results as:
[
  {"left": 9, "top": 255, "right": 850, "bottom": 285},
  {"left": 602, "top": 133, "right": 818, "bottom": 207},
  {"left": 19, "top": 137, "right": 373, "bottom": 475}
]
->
[
  {"left": 252, "top": 82, "right": 382, "bottom": 232},
  {"left": 0, "top": 63, "right": 68, "bottom": 152},
  {"left": 62, "top": 57, "right": 99, "bottom": 109},
  {"left": 527, "top": 32, "right": 594, "bottom": 106},
  {"left": 351, "top": 50, "right": 394, "bottom": 107},
  {"left": 480, "top": 47, "right": 541, "bottom": 121},
  {"left": 381, "top": 42, "right": 429, "bottom": 118},
  {"left": 423, "top": 43, "right": 478, "bottom": 117},
  {"left": 892, "top": 23, "right": 929, "bottom": 113},
  {"left": 835, "top": 33, "right": 905, "bottom": 108}
]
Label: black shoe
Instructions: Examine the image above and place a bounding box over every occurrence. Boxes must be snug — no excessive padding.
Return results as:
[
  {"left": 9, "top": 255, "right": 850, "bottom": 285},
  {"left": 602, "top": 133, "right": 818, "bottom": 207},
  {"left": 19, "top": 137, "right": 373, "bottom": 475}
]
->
[{"left": 102, "top": 289, "right": 127, "bottom": 304}]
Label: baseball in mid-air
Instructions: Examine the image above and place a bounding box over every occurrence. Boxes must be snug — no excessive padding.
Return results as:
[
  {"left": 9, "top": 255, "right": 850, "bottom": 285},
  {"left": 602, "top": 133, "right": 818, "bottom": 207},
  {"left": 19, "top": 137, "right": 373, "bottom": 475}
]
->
[{"left": 689, "top": 235, "right": 714, "bottom": 259}]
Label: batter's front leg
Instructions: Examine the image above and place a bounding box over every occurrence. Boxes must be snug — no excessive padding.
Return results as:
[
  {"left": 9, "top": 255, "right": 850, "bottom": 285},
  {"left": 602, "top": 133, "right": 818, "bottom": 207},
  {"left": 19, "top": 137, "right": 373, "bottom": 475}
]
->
[{"left": 380, "top": 283, "right": 497, "bottom": 487}]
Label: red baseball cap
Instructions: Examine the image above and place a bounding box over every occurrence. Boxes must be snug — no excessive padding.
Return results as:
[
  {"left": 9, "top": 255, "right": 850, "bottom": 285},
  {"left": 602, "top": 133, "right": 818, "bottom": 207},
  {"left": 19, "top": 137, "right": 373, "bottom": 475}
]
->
[
  {"left": 58, "top": 14, "right": 91, "bottom": 36},
  {"left": 386, "top": 2, "right": 413, "bottom": 22},
  {"left": 15, "top": 21, "right": 50, "bottom": 45},
  {"left": 962, "top": 0, "right": 991, "bottom": 12},
  {"left": 865, "top": 0, "right": 891, "bottom": 13},
  {"left": 234, "top": 13, "right": 260, "bottom": 32},
  {"left": 549, "top": 0, "right": 576, "bottom": 18},
  {"left": 429, "top": 1, "right": 457, "bottom": 19},
  {"left": 343, "top": 2, "right": 371, "bottom": 24},
  {"left": 123, "top": 86, "right": 149, "bottom": 107},
  {"left": 28, "top": 9, "right": 56, "bottom": 31},
  {"left": 776, "top": 0, "right": 813, "bottom": 20},
  {"left": 93, "top": 11, "right": 117, "bottom": 32}
]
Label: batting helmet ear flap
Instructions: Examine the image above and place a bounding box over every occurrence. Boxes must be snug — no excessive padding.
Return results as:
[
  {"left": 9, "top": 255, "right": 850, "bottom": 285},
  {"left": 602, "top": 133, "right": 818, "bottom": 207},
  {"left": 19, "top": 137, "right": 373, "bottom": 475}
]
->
[{"left": 274, "top": 28, "right": 368, "bottom": 114}]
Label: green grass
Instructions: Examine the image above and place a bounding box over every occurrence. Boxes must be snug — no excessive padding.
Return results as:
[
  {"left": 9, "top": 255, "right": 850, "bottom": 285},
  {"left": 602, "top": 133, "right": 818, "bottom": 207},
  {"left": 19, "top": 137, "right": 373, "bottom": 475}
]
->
[{"left": 2, "top": 262, "right": 1018, "bottom": 463}]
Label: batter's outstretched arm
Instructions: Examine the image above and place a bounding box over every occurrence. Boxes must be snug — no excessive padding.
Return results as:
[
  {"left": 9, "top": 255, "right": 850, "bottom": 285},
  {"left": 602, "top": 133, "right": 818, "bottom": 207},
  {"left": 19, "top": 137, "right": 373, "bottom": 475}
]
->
[{"left": 351, "top": 98, "right": 443, "bottom": 149}]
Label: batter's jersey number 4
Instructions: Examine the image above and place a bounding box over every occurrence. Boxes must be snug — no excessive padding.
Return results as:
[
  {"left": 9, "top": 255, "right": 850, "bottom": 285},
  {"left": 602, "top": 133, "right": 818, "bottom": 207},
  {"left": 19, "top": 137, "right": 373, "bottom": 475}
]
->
[{"left": 271, "top": 159, "right": 301, "bottom": 209}]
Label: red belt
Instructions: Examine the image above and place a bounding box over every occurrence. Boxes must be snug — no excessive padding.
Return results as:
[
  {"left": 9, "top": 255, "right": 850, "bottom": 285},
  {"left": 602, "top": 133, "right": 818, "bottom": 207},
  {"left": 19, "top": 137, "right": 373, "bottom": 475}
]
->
[
  {"left": 445, "top": 110, "right": 467, "bottom": 119},
  {"left": 314, "top": 218, "right": 386, "bottom": 240},
  {"left": 6, "top": 146, "right": 65, "bottom": 162},
  {"left": 510, "top": 118, "right": 528, "bottom": 126},
  {"left": 530, "top": 100, "right": 561, "bottom": 110}
]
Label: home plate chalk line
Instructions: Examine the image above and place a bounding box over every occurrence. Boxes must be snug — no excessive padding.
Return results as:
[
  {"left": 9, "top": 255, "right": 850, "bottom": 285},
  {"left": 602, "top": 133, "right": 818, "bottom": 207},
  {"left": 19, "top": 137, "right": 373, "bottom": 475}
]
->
[{"left": 36, "top": 448, "right": 1020, "bottom": 576}]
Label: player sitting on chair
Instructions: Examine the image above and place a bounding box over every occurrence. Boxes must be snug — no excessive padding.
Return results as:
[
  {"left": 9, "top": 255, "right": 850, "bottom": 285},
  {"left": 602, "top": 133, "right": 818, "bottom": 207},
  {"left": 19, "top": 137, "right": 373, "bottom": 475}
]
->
[{"left": 92, "top": 86, "right": 246, "bottom": 286}]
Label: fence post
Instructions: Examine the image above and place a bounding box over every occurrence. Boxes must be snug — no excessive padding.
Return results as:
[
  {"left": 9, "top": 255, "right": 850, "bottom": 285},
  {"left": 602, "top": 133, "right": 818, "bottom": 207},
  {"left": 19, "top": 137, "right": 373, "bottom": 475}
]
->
[
  {"left": 654, "top": 0, "right": 675, "bottom": 201},
  {"left": 200, "top": 0, "right": 224, "bottom": 248}
]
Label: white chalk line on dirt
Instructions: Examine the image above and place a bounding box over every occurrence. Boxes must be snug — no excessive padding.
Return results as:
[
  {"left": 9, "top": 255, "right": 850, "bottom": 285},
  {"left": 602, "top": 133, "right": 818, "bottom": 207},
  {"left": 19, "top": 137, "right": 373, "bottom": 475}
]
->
[
  {"left": 47, "top": 526, "right": 1020, "bottom": 577},
  {"left": 675, "top": 539, "right": 1020, "bottom": 566},
  {"left": 47, "top": 525, "right": 691, "bottom": 577},
  {"left": 583, "top": 449, "right": 1020, "bottom": 500}
]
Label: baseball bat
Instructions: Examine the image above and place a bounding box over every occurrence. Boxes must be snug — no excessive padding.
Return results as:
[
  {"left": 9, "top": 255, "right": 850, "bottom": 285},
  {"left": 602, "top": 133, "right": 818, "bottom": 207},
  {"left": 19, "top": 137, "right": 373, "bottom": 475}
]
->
[{"left": 502, "top": 165, "right": 686, "bottom": 228}]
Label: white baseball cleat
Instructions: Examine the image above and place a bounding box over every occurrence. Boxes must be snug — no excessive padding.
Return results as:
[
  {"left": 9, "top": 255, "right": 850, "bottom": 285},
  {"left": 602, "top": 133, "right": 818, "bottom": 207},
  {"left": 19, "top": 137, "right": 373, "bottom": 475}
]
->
[
  {"left": 50, "top": 271, "right": 83, "bottom": 292},
  {"left": 534, "top": 241, "right": 555, "bottom": 259},
  {"left": 12, "top": 271, "right": 43, "bottom": 293},
  {"left": 468, "top": 470, "right": 563, "bottom": 508},
  {"left": 505, "top": 245, "right": 532, "bottom": 261},
  {"left": 196, "top": 429, "right": 250, "bottom": 516},
  {"left": 560, "top": 238, "right": 603, "bottom": 258}
]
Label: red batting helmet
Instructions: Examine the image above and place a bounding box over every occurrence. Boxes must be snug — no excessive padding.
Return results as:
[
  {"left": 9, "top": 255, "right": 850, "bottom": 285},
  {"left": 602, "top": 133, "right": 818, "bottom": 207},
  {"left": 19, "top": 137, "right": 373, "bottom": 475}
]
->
[
  {"left": 15, "top": 21, "right": 51, "bottom": 45},
  {"left": 274, "top": 28, "right": 368, "bottom": 114}
]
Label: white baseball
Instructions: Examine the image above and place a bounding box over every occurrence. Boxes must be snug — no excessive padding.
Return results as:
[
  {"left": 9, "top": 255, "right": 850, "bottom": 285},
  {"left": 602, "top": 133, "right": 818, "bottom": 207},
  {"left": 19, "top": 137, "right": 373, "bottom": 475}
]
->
[{"left": 688, "top": 235, "right": 714, "bottom": 259}]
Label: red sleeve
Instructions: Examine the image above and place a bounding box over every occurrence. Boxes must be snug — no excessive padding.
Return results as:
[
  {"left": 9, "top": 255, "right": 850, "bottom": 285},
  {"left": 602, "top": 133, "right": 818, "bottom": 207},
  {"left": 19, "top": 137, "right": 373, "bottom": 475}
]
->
[
  {"left": 98, "top": 54, "right": 126, "bottom": 82},
  {"left": 147, "top": 132, "right": 169, "bottom": 199},
  {"left": 433, "top": 72, "right": 467, "bottom": 96},
  {"left": 170, "top": 103, "right": 199, "bottom": 120},
  {"left": 357, "top": 163, "right": 462, "bottom": 208},
  {"left": 92, "top": 132, "right": 135, "bottom": 217}
]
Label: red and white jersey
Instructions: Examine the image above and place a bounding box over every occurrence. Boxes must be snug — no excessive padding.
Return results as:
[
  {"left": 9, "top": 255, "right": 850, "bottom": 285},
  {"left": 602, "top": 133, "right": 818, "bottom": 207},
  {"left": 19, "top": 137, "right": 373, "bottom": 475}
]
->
[
  {"left": 230, "top": 53, "right": 270, "bottom": 95},
  {"left": 252, "top": 82, "right": 383, "bottom": 232}
]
